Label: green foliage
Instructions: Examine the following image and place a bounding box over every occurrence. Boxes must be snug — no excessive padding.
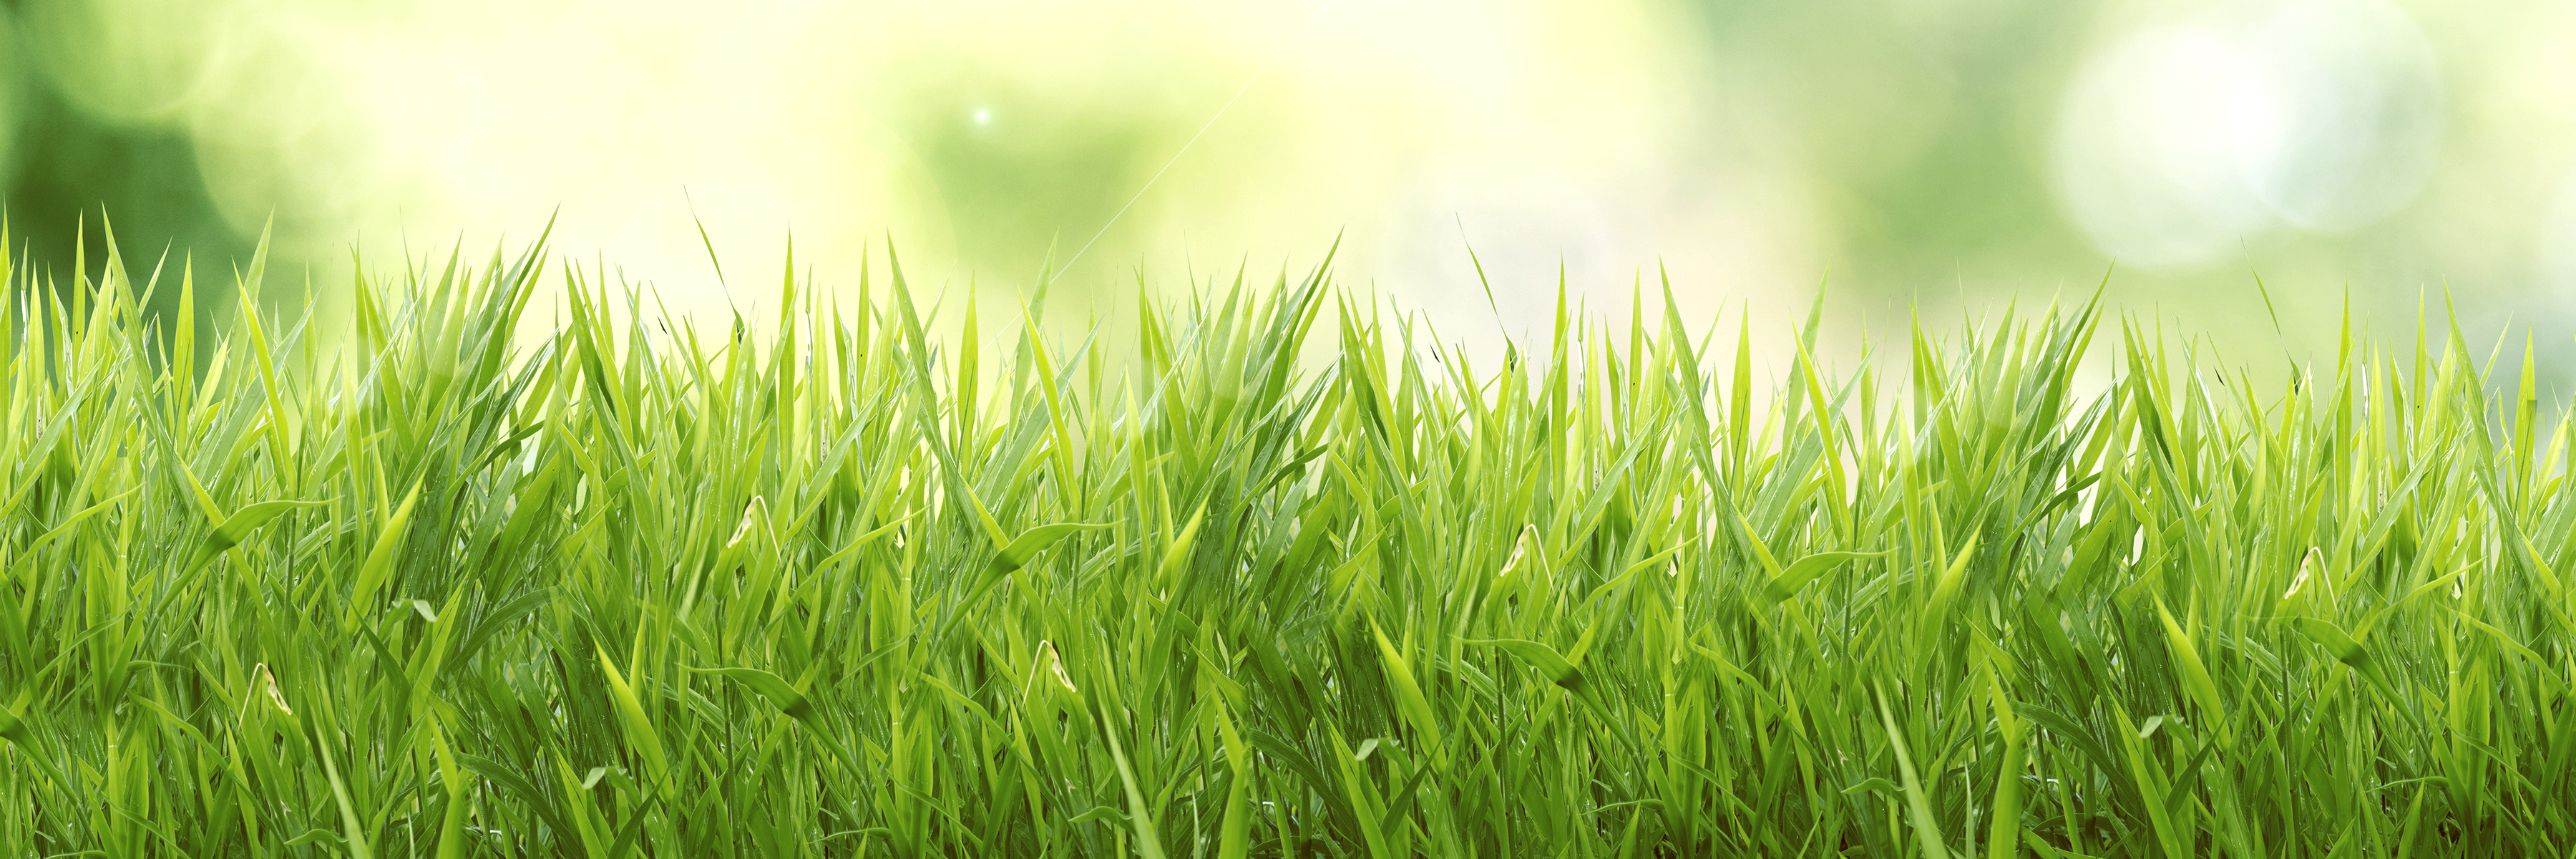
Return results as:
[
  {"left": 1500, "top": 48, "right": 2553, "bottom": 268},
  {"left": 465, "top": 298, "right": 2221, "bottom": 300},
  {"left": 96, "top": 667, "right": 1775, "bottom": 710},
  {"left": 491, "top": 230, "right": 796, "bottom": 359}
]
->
[{"left": 1, "top": 220, "right": 2572, "bottom": 858}]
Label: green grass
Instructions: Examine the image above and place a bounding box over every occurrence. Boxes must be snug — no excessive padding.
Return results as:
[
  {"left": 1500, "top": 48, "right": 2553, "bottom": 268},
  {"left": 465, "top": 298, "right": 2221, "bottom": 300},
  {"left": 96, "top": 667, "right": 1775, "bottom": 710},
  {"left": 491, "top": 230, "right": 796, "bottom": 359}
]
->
[{"left": 1, "top": 220, "right": 2572, "bottom": 858}]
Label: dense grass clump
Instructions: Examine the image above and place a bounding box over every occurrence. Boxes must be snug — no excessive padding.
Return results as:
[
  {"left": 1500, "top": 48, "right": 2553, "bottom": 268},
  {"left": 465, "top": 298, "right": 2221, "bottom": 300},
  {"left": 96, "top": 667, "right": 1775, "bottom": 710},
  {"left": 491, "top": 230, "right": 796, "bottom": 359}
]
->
[{"left": 1, "top": 223, "right": 2571, "bottom": 858}]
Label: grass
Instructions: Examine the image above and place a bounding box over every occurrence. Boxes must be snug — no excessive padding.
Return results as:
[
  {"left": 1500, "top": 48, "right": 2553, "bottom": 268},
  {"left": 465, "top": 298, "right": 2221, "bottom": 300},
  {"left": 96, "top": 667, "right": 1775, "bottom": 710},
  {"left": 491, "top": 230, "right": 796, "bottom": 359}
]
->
[{"left": 1, "top": 219, "right": 2571, "bottom": 858}]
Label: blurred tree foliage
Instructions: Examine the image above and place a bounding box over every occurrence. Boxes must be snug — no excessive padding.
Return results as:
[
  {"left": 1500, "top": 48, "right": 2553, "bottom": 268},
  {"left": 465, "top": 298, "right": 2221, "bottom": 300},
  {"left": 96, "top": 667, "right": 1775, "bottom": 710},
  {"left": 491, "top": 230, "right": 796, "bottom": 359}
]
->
[
  {"left": 4, "top": 7, "right": 249, "bottom": 351},
  {"left": 6, "top": 87, "right": 250, "bottom": 285}
]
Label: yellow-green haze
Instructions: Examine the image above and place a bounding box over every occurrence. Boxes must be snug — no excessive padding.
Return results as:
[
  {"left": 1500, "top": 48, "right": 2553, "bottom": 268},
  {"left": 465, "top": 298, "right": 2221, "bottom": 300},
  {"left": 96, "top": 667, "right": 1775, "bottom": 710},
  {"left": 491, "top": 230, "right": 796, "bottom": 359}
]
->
[{"left": 3, "top": 0, "right": 2573, "bottom": 384}]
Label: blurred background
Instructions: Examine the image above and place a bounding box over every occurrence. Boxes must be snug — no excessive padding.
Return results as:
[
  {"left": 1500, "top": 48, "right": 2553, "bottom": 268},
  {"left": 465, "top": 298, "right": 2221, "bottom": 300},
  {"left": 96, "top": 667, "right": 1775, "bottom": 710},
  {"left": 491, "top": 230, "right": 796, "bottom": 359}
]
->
[{"left": 4, "top": 0, "right": 2574, "bottom": 389}]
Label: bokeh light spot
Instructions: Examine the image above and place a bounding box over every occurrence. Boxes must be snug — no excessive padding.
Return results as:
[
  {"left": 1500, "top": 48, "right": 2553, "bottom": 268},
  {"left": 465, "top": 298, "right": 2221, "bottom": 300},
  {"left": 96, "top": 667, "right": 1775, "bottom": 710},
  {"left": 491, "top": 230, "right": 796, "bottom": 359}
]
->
[{"left": 2052, "top": 0, "right": 2444, "bottom": 268}]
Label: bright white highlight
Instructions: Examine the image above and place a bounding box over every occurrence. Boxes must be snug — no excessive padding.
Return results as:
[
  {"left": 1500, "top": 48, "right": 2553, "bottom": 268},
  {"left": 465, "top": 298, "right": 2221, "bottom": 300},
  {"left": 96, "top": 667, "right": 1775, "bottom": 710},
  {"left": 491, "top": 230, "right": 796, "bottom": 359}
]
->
[{"left": 2052, "top": 0, "right": 2443, "bottom": 268}]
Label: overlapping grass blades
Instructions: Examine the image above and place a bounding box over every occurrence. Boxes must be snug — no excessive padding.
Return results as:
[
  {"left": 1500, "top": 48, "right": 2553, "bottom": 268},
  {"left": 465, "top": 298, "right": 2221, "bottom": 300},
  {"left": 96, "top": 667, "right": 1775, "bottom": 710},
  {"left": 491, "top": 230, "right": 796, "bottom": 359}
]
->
[{"left": 0, "top": 223, "right": 2571, "bottom": 857}]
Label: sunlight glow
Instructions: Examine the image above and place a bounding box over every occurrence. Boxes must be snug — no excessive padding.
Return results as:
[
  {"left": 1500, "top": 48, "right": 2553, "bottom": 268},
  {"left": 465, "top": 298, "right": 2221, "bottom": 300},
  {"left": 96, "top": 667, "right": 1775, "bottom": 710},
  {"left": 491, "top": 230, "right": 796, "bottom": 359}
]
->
[{"left": 2052, "top": 0, "right": 2443, "bottom": 268}]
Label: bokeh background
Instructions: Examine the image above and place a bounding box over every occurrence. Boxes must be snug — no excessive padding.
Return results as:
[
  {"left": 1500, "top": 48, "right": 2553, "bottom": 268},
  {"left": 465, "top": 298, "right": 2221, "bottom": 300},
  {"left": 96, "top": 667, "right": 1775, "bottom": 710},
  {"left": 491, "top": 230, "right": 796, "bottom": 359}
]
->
[{"left": 4, "top": 0, "right": 2574, "bottom": 386}]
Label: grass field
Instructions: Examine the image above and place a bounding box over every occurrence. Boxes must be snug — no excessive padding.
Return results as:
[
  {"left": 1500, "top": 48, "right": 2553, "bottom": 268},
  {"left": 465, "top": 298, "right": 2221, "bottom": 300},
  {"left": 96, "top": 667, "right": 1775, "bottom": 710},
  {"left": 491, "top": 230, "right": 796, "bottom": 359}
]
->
[{"left": 1, "top": 223, "right": 2571, "bottom": 858}]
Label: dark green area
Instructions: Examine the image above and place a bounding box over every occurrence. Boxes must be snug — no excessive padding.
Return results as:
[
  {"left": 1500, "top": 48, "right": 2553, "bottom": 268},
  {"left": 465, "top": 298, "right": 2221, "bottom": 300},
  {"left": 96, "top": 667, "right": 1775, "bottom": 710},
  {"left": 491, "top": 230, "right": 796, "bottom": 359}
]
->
[{"left": 4, "top": 67, "right": 248, "bottom": 341}]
